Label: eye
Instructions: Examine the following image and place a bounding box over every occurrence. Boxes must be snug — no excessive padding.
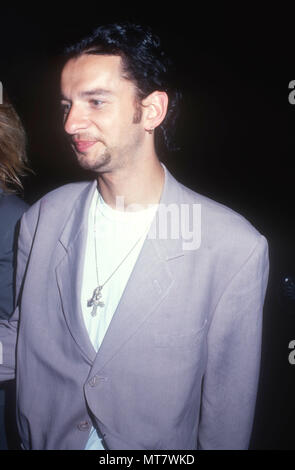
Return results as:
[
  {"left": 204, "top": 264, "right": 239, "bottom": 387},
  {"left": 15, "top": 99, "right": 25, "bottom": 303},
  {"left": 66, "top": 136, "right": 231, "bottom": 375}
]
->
[
  {"left": 61, "top": 102, "right": 71, "bottom": 115},
  {"left": 90, "top": 99, "right": 104, "bottom": 107}
]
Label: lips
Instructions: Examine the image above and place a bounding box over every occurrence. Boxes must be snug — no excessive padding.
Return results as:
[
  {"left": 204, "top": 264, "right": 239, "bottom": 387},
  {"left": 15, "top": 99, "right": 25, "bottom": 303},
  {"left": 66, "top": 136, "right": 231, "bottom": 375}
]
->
[{"left": 73, "top": 140, "right": 97, "bottom": 152}]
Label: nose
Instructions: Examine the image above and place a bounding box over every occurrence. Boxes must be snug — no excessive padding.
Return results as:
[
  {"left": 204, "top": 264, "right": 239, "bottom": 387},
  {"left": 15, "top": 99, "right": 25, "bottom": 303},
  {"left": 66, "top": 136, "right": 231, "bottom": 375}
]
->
[{"left": 64, "top": 104, "right": 89, "bottom": 136}]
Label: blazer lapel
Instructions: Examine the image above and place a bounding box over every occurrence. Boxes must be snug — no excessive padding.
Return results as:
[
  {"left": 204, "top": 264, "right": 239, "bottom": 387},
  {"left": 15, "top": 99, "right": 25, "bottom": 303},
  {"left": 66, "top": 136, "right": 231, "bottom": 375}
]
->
[
  {"left": 91, "top": 165, "right": 185, "bottom": 373},
  {"left": 56, "top": 180, "right": 98, "bottom": 364},
  {"left": 55, "top": 166, "right": 186, "bottom": 371}
]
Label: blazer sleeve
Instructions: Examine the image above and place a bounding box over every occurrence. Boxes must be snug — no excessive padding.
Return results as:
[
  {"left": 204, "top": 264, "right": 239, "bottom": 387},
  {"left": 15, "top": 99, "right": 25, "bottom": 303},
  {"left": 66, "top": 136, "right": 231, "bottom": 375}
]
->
[
  {"left": 0, "top": 214, "right": 32, "bottom": 382},
  {"left": 197, "top": 234, "right": 269, "bottom": 450}
]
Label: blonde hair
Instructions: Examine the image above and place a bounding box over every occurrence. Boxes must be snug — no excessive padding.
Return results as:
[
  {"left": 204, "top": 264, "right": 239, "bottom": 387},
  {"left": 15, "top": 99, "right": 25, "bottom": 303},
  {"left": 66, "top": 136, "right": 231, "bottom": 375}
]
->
[{"left": 0, "top": 93, "right": 30, "bottom": 193}]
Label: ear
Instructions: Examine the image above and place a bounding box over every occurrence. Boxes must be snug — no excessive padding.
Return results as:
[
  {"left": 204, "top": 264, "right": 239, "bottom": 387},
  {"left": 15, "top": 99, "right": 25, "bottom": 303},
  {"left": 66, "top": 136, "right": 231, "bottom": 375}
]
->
[{"left": 141, "top": 91, "right": 168, "bottom": 132}]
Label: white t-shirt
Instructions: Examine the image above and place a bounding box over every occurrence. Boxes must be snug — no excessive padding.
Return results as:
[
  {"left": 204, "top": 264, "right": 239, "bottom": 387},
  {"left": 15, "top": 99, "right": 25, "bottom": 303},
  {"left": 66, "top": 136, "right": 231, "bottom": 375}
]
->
[{"left": 81, "top": 187, "right": 158, "bottom": 450}]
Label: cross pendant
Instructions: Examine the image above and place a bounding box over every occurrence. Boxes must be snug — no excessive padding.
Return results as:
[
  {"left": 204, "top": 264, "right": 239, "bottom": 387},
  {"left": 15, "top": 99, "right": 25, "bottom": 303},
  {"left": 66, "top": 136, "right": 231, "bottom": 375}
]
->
[{"left": 87, "top": 285, "right": 105, "bottom": 316}]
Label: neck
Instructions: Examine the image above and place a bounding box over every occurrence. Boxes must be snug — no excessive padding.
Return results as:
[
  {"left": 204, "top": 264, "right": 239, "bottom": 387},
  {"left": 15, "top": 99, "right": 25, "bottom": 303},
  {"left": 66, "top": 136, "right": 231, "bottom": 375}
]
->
[{"left": 97, "top": 155, "right": 164, "bottom": 211}]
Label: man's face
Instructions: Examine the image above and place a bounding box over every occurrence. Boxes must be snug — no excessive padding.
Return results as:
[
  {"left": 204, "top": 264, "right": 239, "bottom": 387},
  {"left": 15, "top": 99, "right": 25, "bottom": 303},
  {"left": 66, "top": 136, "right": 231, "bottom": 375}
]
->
[{"left": 60, "top": 54, "right": 145, "bottom": 173}]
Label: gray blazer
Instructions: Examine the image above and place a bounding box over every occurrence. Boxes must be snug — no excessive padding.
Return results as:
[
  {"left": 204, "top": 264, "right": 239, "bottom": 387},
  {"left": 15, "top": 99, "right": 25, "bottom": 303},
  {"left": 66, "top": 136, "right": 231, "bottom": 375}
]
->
[{"left": 0, "top": 166, "right": 269, "bottom": 450}]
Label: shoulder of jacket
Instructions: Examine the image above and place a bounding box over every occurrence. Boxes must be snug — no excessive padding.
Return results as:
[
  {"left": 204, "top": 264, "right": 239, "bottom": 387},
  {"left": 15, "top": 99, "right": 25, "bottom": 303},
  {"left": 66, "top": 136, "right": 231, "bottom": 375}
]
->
[
  {"left": 177, "top": 180, "right": 266, "bottom": 252},
  {"left": 0, "top": 193, "right": 29, "bottom": 233},
  {"left": 22, "top": 181, "right": 92, "bottom": 225}
]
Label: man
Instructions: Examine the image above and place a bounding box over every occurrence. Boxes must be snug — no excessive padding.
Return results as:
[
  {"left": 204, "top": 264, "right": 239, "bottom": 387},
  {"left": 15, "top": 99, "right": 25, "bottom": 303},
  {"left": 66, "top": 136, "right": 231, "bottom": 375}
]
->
[{"left": 0, "top": 23, "right": 269, "bottom": 450}]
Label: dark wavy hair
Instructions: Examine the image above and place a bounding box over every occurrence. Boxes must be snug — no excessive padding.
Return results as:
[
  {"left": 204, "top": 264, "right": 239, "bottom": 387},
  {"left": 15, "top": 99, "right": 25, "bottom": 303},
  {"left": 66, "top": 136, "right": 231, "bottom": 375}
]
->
[{"left": 64, "top": 23, "right": 181, "bottom": 151}]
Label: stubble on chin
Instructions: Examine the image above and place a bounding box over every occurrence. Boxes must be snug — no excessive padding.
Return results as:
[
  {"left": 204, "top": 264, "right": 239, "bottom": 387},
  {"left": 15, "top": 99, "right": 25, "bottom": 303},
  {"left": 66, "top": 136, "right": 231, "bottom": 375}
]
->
[{"left": 76, "top": 149, "right": 112, "bottom": 173}]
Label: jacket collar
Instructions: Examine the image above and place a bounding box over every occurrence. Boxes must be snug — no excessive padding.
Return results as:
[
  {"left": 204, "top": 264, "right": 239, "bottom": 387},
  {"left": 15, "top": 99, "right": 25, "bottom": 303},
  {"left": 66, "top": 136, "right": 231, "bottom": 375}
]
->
[
  {"left": 59, "top": 179, "right": 98, "bottom": 252},
  {"left": 59, "top": 164, "right": 185, "bottom": 260}
]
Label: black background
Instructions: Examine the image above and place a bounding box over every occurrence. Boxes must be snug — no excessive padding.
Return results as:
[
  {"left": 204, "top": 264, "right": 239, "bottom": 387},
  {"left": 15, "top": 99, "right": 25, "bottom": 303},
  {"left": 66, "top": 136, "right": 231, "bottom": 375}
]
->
[{"left": 0, "top": 3, "right": 295, "bottom": 449}]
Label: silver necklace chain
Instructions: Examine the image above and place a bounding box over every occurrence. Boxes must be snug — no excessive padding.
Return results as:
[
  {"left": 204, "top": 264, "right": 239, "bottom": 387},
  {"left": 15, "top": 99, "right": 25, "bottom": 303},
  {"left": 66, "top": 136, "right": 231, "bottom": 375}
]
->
[{"left": 87, "top": 192, "right": 151, "bottom": 317}]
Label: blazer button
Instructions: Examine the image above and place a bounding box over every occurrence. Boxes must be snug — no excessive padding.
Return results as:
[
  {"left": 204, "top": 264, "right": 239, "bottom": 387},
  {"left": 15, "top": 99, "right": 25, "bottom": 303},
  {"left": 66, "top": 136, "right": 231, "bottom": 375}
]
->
[
  {"left": 88, "top": 375, "right": 99, "bottom": 387},
  {"left": 77, "top": 420, "right": 90, "bottom": 431}
]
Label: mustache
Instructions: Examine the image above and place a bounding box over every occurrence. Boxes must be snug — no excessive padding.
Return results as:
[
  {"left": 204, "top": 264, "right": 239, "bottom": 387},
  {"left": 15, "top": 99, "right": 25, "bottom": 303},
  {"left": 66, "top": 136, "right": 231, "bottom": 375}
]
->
[{"left": 70, "top": 134, "right": 99, "bottom": 143}]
